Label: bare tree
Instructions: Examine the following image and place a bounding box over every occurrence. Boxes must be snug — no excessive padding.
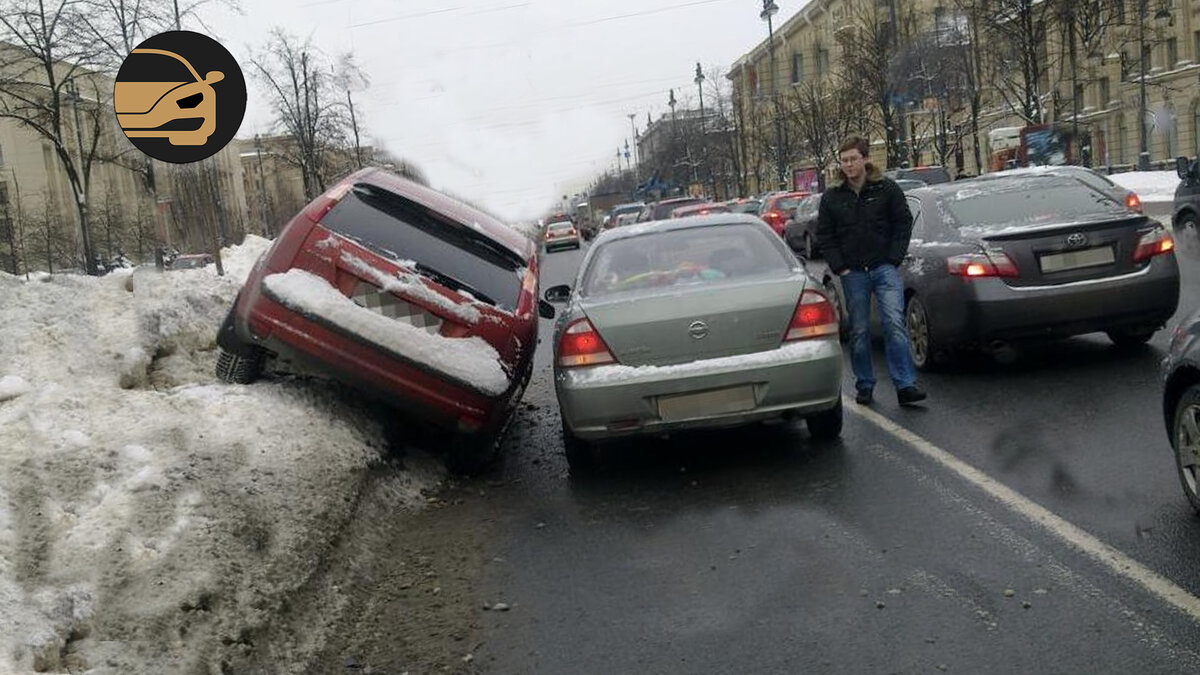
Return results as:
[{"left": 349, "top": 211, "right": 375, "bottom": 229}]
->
[
  {"left": 835, "top": 0, "right": 913, "bottom": 167},
  {"left": 977, "top": 0, "right": 1062, "bottom": 124},
  {"left": 252, "top": 30, "right": 352, "bottom": 201},
  {"left": 0, "top": 0, "right": 111, "bottom": 274},
  {"left": 785, "top": 79, "right": 862, "bottom": 185}
]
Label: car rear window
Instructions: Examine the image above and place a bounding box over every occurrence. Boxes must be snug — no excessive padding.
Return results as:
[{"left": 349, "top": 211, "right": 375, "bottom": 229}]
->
[
  {"left": 321, "top": 183, "right": 523, "bottom": 311},
  {"left": 730, "top": 200, "right": 761, "bottom": 213},
  {"left": 943, "top": 182, "right": 1129, "bottom": 232},
  {"left": 548, "top": 222, "right": 574, "bottom": 231},
  {"left": 895, "top": 167, "right": 951, "bottom": 184},
  {"left": 580, "top": 223, "right": 793, "bottom": 298}
]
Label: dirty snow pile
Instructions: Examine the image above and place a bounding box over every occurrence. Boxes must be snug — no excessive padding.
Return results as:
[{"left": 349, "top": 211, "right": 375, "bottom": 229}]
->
[
  {"left": 1109, "top": 170, "right": 1180, "bottom": 203},
  {"left": 0, "top": 236, "right": 442, "bottom": 674}
]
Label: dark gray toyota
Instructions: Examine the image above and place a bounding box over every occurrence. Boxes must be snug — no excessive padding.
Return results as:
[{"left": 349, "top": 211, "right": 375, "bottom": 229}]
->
[{"left": 822, "top": 174, "right": 1180, "bottom": 369}]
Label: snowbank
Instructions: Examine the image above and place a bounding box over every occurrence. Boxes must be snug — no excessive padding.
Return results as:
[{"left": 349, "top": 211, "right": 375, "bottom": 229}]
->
[
  {"left": 1108, "top": 170, "right": 1181, "bottom": 203},
  {"left": 0, "top": 235, "right": 442, "bottom": 673}
]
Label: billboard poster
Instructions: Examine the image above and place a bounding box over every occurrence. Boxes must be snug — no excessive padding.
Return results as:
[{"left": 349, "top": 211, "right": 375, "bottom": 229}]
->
[{"left": 794, "top": 167, "right": 820, "bottom": 193}]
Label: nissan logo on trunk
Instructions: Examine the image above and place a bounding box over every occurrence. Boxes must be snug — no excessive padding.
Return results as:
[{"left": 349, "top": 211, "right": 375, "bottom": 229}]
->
[
  {"left": 688, "top": 321, "right": 709, "bottom": 340},
  {"left": 1066, "top": 233, "right": 1088, "bottom": 248}
]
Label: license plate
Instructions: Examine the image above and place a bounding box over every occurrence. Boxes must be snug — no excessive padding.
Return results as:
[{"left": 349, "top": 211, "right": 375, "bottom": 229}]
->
[
  {"left": 657, "top": 385, "right": 756, "bottom": 422},
  {"left": 1038, "top": 246, "right": 1115, "bottom": 273}
]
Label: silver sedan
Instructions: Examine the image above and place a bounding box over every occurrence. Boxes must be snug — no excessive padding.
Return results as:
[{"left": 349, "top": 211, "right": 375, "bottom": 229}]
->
[{"left": 544, "top": 214, "right": 844, "bottom": 470}]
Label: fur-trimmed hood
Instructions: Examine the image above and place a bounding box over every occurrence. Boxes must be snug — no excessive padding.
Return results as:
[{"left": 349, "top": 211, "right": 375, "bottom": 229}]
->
[{"left": 831, "top": 161, "right": 883, "bottom": 188}]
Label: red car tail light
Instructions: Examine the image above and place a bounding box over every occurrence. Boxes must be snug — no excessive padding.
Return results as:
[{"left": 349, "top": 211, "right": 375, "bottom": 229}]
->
[
  {"left": 302, "top": 182, "right": 354, "bottom": 223},
  {"left": 947, "top": 251, "right": 1019, "bottom": 278},
  {"left": 1125, "top": 192, "right": 1143, "bottom": 213},
  {"left": 558, "top": 318, "right": 616, "bottom": 367},
  {"left": 1133, "top": 227, "right": 1175, "bottom": 262},
  {"left": 784, "top": 290, "right": 839, "bottom": 341}
]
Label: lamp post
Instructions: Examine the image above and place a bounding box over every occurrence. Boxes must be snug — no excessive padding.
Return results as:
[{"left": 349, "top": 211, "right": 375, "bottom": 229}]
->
[
  {"left": 1138, "top": 0, "right": 1173, "bottom": 169},
  {"left": 627, "top": 113, "right": 638, "bottom": 170},
  {"left": 761, "top": 0, "right": 785, "bottom": 191}
]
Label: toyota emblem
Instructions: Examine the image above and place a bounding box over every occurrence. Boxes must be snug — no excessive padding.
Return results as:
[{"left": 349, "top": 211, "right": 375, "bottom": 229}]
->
[
  {"left": 1066, "top": 233, "right": 1087, "bottom": 248},
  {"left": 688, "top": 320, "right": 709, "bottom": 340}
]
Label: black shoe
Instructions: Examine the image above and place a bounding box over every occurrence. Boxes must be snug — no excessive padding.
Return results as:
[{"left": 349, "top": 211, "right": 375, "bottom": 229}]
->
[
  {"left": 897, "top": 386, "right": 927, "bottom": 406},
  {"left": 855, "top": 389, "right": 873, "bottom": 405}
]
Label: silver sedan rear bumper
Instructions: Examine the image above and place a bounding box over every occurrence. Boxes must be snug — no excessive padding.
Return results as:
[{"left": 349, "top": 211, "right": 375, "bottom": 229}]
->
[{"left": 557, "top": 339, "right": 842, "bottom": 440}]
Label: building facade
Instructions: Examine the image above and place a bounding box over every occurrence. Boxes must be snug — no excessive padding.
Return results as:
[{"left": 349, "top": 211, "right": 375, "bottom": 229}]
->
[{"left": 728, "top": 0, "right": 1200, "bottom": 195}]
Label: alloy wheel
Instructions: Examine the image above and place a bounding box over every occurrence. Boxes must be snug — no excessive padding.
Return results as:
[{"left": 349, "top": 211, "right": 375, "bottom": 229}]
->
[
  {"left": 907, "top": 298, "right": 930, "bottom": 368},
  {"left": 1175, "top": 402, "right": 1200, "bottom": 503}
]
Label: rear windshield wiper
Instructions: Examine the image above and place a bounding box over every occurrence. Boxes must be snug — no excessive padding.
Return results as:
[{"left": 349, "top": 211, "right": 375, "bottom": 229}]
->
[
  {"left": 459, "top": 232, "right": 523, "bottom": 269},
  {"left": 414, "top": 263, "right": 496, "bottom": 306}
]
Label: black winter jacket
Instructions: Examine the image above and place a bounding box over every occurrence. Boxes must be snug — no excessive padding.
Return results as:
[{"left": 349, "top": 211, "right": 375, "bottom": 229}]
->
[{"left": 815, "top": 165, "right": 913, "bottom": 273}]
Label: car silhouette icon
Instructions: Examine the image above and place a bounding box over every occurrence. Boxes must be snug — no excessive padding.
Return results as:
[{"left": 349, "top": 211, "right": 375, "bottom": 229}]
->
[{"left": 116, "top": 48, "right": 224, "bottom": 146}]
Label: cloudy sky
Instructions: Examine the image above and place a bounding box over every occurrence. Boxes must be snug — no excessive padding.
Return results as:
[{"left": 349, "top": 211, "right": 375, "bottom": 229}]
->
[{"left": 197, "top": 0, "right": 792, "bottom": 221}]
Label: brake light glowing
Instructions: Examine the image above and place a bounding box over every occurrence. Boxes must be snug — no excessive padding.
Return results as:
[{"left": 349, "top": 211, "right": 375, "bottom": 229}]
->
[
  {"left": 947, "top": 251, "right": 1019, "bottom": 278},
  {"left": 1133, "top": 228, "right": 1175, "bottom": 262},
  {"left": 1125, "top": 192, "right": 1143, "bottom": 212},
  {"left": 784, "top": 290, "right": 839, "bottom": 341},
  {"left": 557, "top": 318, "right": 616, "bottom": 367}
]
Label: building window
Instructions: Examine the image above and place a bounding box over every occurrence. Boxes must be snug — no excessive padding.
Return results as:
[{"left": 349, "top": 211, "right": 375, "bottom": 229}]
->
[
  {"left": 1099, "top": 77, "right": 1110, "bottom": 107},
  {"left": 1194, "top": 31, "right": 1200, "bottom": 64},
  {"left": 0, "top": 181, "right": 8, "bottom": 205},
  {"left": 1167, "top": 37, "right": 1178, "bottom": 68},
  {"left": 748, "top": 66, "right": 759, "bottom": 97},
  {"left": 1120, "top": 50, "right": 1130, "bottom": 80},
  {"left": 1143, "top": 43, "right": 1153, "bottom": 71},
  {"left": 791, "top": 53, "right": 803, "bottom": 84},
  {"left": 1163, "top": 104, "right": 1177, "bottom": 158},
  {"left": 816, "top": 47, "right": 829, "bottom": 76},
  {"left": 1074, "top": 83, "right": 1085, "bottom": 111}
]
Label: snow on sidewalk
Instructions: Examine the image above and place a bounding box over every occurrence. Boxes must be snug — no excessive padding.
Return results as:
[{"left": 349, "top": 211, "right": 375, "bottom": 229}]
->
[
  {"left": 1108, "top": 170, "right": 1181, "bottom": 203},
  {"left": 0, "top": 236, "right": 442, "bottom": 674}
]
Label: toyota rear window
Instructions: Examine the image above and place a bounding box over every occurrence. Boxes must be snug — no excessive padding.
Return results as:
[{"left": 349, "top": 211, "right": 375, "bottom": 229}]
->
[
  {"left": 944, "top": 182, "right": 1130, "bottom": 232},
  {"left": 321, "top": 183, "right": 523, "bottom": 310}
]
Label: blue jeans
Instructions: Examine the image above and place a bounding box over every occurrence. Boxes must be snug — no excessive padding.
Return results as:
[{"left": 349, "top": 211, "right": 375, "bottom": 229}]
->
[{"left": 840, "top": 264, "right": 917, "bottom": 393}]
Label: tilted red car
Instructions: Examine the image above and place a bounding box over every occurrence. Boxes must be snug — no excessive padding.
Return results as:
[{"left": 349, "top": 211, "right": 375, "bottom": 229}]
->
[{"left": 215, "top": 168, "right": 553, "bottom": 473}]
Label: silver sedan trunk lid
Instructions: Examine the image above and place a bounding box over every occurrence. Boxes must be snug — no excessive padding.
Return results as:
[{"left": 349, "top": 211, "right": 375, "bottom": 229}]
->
[{"left": 579, "top": 276, "right": 806, "bottom": 367}]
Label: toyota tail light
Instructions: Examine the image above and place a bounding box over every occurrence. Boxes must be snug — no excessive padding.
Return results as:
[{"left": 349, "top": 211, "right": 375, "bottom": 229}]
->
[
  {"left": 784, "top": 290, "right": 839, "bottom": 341},
  {"left": 1125, "top": 192, "right": 1143, "bottom": 213},
  {"left": 557, "top": 318, "right": 616, "bottom": 367},
  {"left": 1133, "top": 227, "right": 1174, "bottom": 262},
  {"left": 946, "top": 251, "right": 1020, "bottom": 278}
]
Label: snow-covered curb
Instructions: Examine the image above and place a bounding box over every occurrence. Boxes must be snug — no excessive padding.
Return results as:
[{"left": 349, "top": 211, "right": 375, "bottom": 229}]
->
[
  {"left": 1108, "top": 170, "right": 1180, "bottom": 203},
  {"left": 0, "top": 236, "right": 443, "bottom": 673}
]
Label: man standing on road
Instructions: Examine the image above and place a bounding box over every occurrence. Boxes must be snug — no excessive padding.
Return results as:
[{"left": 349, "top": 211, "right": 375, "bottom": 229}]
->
[{"left": 816, "top": 134, "right": 927, "bottom": 407}]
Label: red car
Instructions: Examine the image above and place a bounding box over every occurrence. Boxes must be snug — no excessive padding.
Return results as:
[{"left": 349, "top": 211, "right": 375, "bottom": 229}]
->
[
  {"left": 759, "top": 191, "right": 810, "bottom": 236},
  {"left": 215, "top": 168, "right": 554, "bottom": 473}
]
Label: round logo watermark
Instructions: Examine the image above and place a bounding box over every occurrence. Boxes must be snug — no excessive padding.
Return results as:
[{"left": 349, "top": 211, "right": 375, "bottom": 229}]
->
[{"left": 114, "top": 31, "right": 246, "bottom": 163}]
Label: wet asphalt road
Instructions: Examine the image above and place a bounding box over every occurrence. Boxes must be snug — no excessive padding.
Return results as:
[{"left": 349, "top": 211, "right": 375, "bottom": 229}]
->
[{"left": 460, "top": 237, "right": 1200, "bottom": 673}]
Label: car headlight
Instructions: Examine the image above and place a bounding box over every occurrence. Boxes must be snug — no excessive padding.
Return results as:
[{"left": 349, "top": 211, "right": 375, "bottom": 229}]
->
[{"left": 177, "top": 93, "right": 203, "bottom": 109}]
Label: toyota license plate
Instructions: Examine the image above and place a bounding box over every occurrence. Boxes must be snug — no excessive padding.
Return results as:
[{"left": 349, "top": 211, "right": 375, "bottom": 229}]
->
[
  {"left": 1038, "top": 246, "right": 1115, "bottom": 273},
  {"left": 657, "top": 385, "right": 756, "bottom": 422}
]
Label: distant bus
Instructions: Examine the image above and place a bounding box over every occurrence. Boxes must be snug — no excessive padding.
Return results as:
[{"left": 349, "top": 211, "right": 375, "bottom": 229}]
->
[{"left": 988, "top": 126, "right": 1021, "bottom": 172}]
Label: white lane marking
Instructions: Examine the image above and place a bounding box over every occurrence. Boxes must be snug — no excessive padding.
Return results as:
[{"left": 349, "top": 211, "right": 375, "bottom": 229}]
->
[{"left": 851, "top": 401, "right": 1200, "bottom": 623}]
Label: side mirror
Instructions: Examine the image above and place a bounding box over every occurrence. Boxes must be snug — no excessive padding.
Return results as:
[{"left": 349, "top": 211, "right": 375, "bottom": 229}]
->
[
  {"left": 543, "top": 284, "right": 571, "bottom": 303},
  {"left": 537, "top": 299, "right": 556, "bottom": 319},
  {"left": 204, "top": 70, "right": 225, "bottom": 84},
  {"left": 1177, "top": 156, "right": 1191, "bottom": 180}
]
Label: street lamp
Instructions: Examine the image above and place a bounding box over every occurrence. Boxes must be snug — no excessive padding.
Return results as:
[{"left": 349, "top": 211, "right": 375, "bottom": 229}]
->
[
  {"left": 627, "top": 112, "right": 638, "bottom": 170},
  {"left": 760, "top": 0, "right": 785, "bottom": 191},
  {"left": 1138, "top": 0, "right": 1174, "bottom": 169}
]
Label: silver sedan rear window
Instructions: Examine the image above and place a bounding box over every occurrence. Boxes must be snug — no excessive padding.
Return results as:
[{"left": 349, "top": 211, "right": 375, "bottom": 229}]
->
[{"left": 581, "top": 224, "right": 792, "bottom": 298}]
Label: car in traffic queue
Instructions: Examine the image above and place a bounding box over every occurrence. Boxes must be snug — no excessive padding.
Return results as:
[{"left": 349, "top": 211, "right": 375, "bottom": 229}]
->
[
  {"left": 726, "top": 198, "right": 763, "bottom": 214},
  {"left": 758, "top": 191, "right": 810, "bottom": 237},
  {"left": 816, "top": 175, "right": 1180, "bottom": 369},
  {"left": 636, "top": 197, "right": 708, "bottom": 222},
  {"left": 606, "top": 202, "right": 646, "bottom": 230},
  {"left": 671, "top": 202, "right": 731, "bottom": 218},
  {"left": 885, "top": 166, "right": 952, "bottom": 185},
  {"left": 1173, "top": 156, "right": 1200, "bottom": 247},
  {"left": 893, "top": 178, "right": 928, "bottom": 192},
  {"left": 1161, "top": 307, "right": 1200, "bottom": 515},
  {"left": 543, "top": 214, "right": 844, "bottom": 471},
  {"left": 544, "top": 220, "right": 581, "bottom": 252},
  {"left": 214, "top": 167, "right": 555, "bottom": 474},
  {"left": 783, "top": 194, "right": 823, "bottom": 260}
]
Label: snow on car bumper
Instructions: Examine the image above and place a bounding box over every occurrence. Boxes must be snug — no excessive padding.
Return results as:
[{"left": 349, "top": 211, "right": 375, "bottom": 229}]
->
[{"left": 556, "top": 338, "right": 842, "bottom": 440}]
